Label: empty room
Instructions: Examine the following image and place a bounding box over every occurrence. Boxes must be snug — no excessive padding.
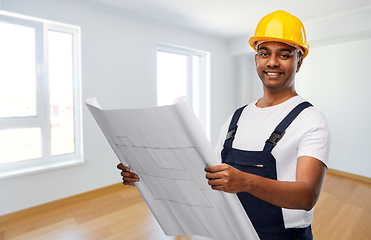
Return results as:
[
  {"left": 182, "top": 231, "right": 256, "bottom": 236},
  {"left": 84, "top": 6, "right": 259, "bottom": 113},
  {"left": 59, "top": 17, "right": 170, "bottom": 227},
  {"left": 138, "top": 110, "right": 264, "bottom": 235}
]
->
[{"left": 1, "top": 0, "right": 370, "bottom": 239}]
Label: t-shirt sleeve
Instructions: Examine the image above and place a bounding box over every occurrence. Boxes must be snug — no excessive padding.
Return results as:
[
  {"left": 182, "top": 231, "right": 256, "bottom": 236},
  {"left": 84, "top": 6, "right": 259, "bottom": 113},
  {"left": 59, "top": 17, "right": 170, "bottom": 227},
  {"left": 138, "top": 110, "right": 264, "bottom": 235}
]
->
[
  {"left": 297, "top": 110, "right": 331, "bottom": 167},
  {"left": 214, "top": 116, "right": 232, "bottom": 164}
]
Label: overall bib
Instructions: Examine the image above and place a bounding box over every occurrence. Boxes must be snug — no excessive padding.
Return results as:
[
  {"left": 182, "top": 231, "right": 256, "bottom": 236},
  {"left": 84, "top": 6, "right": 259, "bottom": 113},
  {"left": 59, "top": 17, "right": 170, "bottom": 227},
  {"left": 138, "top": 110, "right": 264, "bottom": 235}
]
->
[{"left": 221, "top": 102, "right": 313, "bottom": 240}]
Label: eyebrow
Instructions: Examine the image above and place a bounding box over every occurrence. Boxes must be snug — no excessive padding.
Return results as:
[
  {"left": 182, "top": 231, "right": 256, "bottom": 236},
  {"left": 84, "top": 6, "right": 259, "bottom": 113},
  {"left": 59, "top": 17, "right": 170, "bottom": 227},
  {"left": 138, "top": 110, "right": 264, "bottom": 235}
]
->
[{"left": 258, "top": 46, "right": 294, "bottom": 53}]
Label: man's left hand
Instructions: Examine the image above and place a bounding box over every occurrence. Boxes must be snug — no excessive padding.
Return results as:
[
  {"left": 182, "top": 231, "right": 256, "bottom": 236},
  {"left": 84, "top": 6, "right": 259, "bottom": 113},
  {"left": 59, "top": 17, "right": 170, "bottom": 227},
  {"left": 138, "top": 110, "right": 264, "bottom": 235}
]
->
[{"left": 205, "top": 163, "right": 247, "bottom": 193}]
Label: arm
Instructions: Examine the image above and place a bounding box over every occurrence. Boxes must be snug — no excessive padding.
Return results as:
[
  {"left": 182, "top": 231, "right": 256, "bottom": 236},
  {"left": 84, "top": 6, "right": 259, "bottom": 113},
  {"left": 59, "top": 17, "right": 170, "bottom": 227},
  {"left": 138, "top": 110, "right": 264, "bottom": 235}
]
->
[
  {"left": 205, "top": 156, "right": 326, "bottom": 211},
  {"left": 117, "top": 163, "right": 140, "bottom": 186}
]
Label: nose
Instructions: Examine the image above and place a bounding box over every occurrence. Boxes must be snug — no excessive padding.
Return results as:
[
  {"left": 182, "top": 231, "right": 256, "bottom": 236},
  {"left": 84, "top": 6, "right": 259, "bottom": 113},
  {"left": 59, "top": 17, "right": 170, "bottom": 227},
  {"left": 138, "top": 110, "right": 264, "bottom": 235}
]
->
[{"left": 267, "top": 54, "right": 279, "bottom": 68}]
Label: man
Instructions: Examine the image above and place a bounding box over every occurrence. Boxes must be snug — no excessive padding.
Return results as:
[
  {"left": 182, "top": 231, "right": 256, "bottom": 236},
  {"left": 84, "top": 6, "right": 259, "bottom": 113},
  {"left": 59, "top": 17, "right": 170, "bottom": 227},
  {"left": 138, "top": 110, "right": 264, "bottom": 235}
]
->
[{"left": 118, "top": 10, "right": 330, "bottom": 240}]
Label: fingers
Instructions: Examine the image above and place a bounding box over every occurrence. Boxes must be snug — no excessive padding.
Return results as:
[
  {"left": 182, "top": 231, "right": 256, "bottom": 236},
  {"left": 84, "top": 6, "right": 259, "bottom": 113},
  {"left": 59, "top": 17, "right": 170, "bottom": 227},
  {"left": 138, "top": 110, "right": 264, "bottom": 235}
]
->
[
  {"left": 207, "top": 178, "right": 223, "bottom": 187},
  {"left": 204, "top": 164, "right": 243, "bottom": 193},
  {"left": 205, "top": 171, "right": 222, "bottom": 180},
  {"left": 204, "top": 163, "right": 229, "bottom": 173},
  {"left": 205, "top": 164, "right": 221, "bottom": 181},
  {"left": 123, "top": 175, "right": 139, "bottom": 186},
  {"left": 207, "top": 177, "right": 230, "bottom": 192},
  {"left": 117, "top": 163, "right": 130, "bottom": 172},
  {"left": 205, "top": 163, "right": 230, "bottom": 180},
  {"left": 117, "top": 163, "right": 140, "bottom": 186},
  {"left": 122, "top": 172, "right": 140, "bottom": 186},
  {"left": 205, "top": 165, "right": 226, "bottom": 191}
]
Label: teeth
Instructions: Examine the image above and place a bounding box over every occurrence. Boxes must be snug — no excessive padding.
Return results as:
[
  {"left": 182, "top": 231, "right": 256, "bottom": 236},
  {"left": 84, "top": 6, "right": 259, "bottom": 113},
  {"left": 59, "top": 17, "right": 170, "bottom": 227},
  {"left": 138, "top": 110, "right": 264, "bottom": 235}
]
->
[{"left": 267, "top": 72, "right": 280, "bottom": 75}]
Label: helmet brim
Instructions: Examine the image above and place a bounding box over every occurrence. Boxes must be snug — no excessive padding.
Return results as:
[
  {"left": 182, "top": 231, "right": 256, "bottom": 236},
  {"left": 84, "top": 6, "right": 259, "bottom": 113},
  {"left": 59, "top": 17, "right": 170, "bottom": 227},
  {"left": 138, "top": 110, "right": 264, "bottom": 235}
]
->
[{"left": 249, "top": 36, "right": 309, "bottom": 59}]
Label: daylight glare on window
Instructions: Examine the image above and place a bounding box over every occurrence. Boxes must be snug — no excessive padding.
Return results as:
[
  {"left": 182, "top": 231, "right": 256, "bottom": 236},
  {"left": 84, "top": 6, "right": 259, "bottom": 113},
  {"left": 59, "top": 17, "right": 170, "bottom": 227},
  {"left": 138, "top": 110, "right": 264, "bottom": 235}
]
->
[
  {"left": 156, "top": 46, "right": 208, "bottom": 134},
  {"left": 157, "top": 51, "right": 187, "bottom": 106},
  {"left": 48, "top": 30, "right": 75, "bottom": 156},
  {"left": 0, "top": 22, "right": 37, "bottom": 118},
  {"left": 192, "top": 55, "right": 200, "bottom": 117},
  {"left": 0, "top": 128, "right": 42, "bottom": 164}
]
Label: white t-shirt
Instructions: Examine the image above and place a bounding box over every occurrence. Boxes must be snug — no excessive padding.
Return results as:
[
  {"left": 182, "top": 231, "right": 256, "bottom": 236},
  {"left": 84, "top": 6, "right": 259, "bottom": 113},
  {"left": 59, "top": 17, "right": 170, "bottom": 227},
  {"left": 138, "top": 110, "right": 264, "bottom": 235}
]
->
[{"left": 214, "top": 95, "right": 331, "bottom": 228}]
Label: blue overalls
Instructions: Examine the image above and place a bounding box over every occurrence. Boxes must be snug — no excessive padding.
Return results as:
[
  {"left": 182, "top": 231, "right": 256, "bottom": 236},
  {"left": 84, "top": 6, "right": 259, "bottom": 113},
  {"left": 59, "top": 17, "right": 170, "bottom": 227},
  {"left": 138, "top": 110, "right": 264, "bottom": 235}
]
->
[{"left": 221, "top": 102, "right": 314, "bottom": 240}]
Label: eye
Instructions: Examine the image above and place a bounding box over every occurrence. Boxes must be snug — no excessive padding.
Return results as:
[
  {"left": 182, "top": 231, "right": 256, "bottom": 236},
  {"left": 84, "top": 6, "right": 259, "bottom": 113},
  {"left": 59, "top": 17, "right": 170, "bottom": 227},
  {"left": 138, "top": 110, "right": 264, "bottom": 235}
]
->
[
  {"left": 259, "top": 52, "right": 269, "bottom": 58},
  {"left": 280, "top": 53, "right": 292, "bottom": 59}
]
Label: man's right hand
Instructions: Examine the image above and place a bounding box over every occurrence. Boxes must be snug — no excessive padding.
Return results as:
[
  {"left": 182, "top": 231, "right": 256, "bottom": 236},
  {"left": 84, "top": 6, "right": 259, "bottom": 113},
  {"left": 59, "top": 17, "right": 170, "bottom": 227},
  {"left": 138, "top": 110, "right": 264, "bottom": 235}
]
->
[{"left": 117, "top": 163, "right": 140, "bottom": 186}]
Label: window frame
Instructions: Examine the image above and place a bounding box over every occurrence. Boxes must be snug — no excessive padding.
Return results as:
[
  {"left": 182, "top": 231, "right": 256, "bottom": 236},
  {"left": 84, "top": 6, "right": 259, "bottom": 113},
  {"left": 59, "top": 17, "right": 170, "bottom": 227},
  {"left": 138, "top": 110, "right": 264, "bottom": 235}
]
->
[
  {"left": 156, "top": 43, "right": 210, "bottom": 138},
  {"left": 0, "top": 11, "right": 84, "bottom": 179}
]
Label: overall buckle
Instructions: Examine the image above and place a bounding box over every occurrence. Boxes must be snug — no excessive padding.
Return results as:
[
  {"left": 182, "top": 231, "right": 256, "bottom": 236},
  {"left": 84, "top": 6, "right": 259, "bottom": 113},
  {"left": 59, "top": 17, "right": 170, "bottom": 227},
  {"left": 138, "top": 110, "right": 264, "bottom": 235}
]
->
[
  {"left": 266, "top": 131, "right": 285, "bottom": 147},
  {"left": 226, "top": 125, "right": 238, "bottom": 141}
]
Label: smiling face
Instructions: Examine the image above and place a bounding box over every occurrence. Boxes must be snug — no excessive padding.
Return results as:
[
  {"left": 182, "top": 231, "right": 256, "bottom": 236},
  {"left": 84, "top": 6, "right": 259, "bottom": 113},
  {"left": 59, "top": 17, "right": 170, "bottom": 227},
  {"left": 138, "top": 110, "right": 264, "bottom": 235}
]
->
[{"left": 255, "top": 41, "right": 303, "bottom": 93}]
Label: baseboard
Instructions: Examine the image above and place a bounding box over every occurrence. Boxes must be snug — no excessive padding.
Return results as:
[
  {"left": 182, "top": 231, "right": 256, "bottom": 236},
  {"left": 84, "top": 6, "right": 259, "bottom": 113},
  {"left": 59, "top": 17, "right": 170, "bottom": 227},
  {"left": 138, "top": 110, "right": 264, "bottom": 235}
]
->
[
  {"left": 0, "top": 182, "right": 126, "bottom": 225},
  {"left": 327, "top": 168, "right": 371, "bottom": 184}
]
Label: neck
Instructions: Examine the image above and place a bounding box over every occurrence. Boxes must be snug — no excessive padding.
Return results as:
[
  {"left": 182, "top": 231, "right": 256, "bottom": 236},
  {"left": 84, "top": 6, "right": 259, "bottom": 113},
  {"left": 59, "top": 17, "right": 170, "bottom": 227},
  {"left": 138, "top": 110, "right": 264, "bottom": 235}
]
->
[{"left": 256, "top": 88, "right": 298, "bottom": 108}]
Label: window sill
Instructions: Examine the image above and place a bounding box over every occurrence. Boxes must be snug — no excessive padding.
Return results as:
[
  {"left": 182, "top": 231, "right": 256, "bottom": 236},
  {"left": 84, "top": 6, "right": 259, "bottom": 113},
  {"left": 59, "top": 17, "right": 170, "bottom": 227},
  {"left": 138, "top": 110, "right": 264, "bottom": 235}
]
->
[{"left": 0, "top": 158, "right": 85, "bottom": 180}]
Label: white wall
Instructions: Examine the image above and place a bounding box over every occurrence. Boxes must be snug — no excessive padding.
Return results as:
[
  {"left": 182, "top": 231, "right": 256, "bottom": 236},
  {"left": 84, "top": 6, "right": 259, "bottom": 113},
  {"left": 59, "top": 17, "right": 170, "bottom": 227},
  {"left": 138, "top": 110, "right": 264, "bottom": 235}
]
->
[
  {"left": 0, "top": 0, "right": 236, "bottom": 216},
  {"left": 234, "top": 53, "right": 263, "bottom": 105},
  {"left": 232, "top": 7, "right": 371, "bottom": 178},
  {"left": 297, "top": 39, "right": 371, "bottom": 178}
]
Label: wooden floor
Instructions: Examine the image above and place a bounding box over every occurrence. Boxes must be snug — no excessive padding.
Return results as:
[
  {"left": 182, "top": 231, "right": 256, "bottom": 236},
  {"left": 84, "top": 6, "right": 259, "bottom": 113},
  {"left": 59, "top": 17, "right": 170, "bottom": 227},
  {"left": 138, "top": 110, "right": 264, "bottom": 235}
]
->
[{"left": 1, "top": 172, "right": 371, "bottom": 240}]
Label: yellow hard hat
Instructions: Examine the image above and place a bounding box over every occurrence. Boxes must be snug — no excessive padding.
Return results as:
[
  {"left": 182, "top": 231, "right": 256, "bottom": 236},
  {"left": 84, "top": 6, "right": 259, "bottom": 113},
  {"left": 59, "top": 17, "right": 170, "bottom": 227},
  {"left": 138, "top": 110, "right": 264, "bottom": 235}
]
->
[{"left": 249, "top": 10, "right": 309, "bottom": 59}]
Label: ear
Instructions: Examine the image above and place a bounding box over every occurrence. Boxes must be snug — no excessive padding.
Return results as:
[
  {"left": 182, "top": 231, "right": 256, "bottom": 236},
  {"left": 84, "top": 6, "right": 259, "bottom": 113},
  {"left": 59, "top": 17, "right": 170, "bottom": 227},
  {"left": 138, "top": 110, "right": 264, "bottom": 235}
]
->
[
  {"left": 296, "top": 56, "right": 303, "bottom": 73},
  {"left": 255, "top": 54, "right": 258, "bottom": 66}
]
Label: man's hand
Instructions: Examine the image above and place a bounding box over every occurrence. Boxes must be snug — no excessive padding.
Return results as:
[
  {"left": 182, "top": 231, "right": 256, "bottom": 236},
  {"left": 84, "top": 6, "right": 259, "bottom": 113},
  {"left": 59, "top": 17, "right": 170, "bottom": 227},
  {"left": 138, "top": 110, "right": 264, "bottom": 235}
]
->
[
  {"left": 117, "top": 163, "right": 140, "bottom": 186},
  {"left": 205, "top": 163, "right": 247, "bottom": 193}
]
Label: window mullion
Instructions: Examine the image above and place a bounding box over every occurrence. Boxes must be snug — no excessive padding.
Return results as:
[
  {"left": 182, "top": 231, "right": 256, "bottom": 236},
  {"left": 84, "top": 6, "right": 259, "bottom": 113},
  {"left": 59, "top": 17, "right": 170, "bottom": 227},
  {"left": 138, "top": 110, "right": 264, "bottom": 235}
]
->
[
  {"left": 199, "top": 55, "right": 205, "bottom": 128},
  {"left": 41, "top": 23, "right": 51, "bottom": 159},
  {"left": 72, "top": 28, "right": 82, "bottom": 158},
  {"left": 187, "top": 54, "right": 193, "bottom": 109}
]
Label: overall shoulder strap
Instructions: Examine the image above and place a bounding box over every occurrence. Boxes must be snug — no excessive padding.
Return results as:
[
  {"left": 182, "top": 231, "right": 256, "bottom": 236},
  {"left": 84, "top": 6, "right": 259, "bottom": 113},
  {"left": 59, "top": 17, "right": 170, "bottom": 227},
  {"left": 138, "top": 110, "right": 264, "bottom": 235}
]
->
[
  {"left": 263, "top": 101, "right": 313, "bottom": 152},
  {"left": 223, "top": 105, "right": 247, "bottom": 148}
]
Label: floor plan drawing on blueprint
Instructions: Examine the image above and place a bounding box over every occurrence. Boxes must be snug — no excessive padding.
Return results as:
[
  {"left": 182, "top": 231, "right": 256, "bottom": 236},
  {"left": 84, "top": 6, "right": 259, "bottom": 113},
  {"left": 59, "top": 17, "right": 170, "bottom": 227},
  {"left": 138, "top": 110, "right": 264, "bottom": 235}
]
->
[{"left": 86, "top": 97, "right": 259, "bottom": 240}]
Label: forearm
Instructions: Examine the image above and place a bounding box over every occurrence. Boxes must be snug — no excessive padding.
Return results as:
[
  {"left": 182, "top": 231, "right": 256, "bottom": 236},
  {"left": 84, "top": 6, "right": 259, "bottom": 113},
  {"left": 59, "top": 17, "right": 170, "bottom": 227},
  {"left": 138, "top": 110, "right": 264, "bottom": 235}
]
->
[
  {"left": 205, "top": 157, "right": 326, "bottom": 210},
  {"left": 242, "top": 173, "right": 318, "bottom": 211}
]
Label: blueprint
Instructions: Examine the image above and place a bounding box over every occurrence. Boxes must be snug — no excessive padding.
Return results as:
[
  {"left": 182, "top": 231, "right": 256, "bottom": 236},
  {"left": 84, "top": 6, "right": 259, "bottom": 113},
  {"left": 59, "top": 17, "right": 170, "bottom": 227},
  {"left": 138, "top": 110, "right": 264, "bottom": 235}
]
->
[{"left": 86, "top": 97, "right": 259, "bottom": 240}]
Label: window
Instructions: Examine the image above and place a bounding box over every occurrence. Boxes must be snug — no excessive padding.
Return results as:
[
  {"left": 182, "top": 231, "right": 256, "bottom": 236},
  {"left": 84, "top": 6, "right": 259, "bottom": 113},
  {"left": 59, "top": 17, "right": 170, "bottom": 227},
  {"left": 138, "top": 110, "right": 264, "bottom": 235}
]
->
[
  {"left": 157, "top": 44, "right": 210, "bottom": 137},
  {"left": 0, "top": 11, "right": 82, "bottom": 179}
]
